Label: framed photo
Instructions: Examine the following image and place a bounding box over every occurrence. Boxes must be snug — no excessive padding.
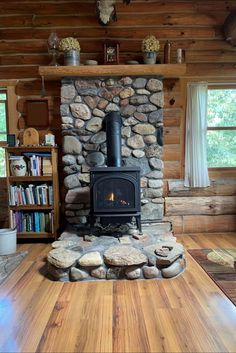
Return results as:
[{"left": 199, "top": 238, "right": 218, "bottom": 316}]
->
[
  {"left": 44, "top": 133, "right": 55, "bottom": 146},
  {"left": 103, "top": 42, "right": 119, "bottom": 65}
]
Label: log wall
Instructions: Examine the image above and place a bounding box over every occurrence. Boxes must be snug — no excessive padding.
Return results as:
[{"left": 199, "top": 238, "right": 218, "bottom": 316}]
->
[{"left": 0, "top": 0, "right": 236, "bottom": 231}]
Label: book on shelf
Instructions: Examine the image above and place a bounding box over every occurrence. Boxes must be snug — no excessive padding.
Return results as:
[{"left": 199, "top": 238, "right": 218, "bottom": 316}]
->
[
  {"left": 10, "top": 210, "right": 53, "bottom": 233},
  {"left": 9, "top": 183, "right": 53, "bottom": 206}
]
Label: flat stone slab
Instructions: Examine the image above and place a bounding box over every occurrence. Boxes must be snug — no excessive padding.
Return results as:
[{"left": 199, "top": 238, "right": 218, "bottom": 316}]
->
[
  {"left": 47, "top": 248, "right": 81, "bottom": 269},
  {"left": 144, "top": 241, "right": 184, "bottom": 265},
  {"left": 104, "top": 245, "right": 147, "bottom": 266}
]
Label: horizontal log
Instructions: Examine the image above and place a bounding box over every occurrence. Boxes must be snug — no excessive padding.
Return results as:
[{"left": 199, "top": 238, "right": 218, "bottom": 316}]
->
[
  {"left": 186, "top": 50, "right": 236, "bottom": 63},
  {"left": 186, "top": 63, "right": 236, "bottom": 77},
  {"left": 164, "top": 127, "right": 180, "bottom": 144},
  {"left": 163, "top": 161, "right": 181, "bottom": 179},
  {"left": 164, "top": 214, "right": 236, "bottom": 234},
  {"left": 183, "top": 215, "right": 236, "bottom": 233},
  {"left": 16, "top": 80, "right": 60, "bottom": 96},
  {"left": 165, "top": 196, "right": 236, "bottom": 215},
  {"left": 168, "top": 179, "right": 236, "bottom": 196},
  {"left": 163, "top": 144, "right": 181, "bottom": 161}
]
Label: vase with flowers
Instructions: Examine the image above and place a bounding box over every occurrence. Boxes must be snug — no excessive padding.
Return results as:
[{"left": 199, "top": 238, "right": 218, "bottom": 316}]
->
[
  {"left": 141, "top": 35, "right": 160, "bottom": 64},
  {"left": 59, "top": 37, "right": 81, "bottom": 66}
]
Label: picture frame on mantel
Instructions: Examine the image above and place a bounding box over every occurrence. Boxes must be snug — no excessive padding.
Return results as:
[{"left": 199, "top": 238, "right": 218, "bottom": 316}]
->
[{"left": 103, "top": 41, "right": 120, "bottom": 65}]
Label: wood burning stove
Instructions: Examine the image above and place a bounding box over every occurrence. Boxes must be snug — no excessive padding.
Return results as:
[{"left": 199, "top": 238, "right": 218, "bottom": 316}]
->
[{"left": 89, "top": 111, "right": 142, "bottom": 233}]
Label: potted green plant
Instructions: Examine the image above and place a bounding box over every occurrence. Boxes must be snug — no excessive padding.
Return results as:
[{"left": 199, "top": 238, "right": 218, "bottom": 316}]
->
[
  {"left": 141, "top": 35, "right": 160, "bottom": 64},
  {"left": 59, "top": 37, "right": 81, "bottom": 66}
]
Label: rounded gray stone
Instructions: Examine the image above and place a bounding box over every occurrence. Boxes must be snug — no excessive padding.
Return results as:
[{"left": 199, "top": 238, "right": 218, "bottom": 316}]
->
[
  {"left": 47, "top": 248, "right": 81, "bottom": 269},
  {"left": 78, "top": 251, "right": 103, "bottom": 267},
  {"left": 86, "top": 151, "right": 105, "bottom": 166},
  {"left": 63, "top": 136, "right": 82, "bottom": 154},
  {"left": 64, "top": 173, "right": 81, "bottom": 189}
]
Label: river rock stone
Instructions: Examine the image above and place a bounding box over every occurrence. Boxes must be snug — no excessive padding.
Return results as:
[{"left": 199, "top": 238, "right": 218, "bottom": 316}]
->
[
  {"left": 161, "top": 258, "right": 185, "bottom": 278},
  {"left": 141, "top": 203, "right": 163, "bottom": 220},
  {"left": 47, "top": 263, "right": 70, "bottom": 281},
  {"left": 70, "top": 267, "right": 88, "bottom": 281},
  {"left": 133, "top": 78, "right": 147, "bottom": 88},
  {"left": 130, "top": 95, "right": 148, "bottom": 105},
  {"left": 132, "top": 123, "right": 155, "bottom": 135},
  {"left": 104, "top": 246, "right": 147, "bottom": 266},
  {"left": 47, "top": 248, "right": 81, "bottom": 269},
  {"left": 64, "top": 173, "right": 81, "bottom": 189},
  {"left": 125, "top": 266, "right": 141, "bottom": 279},
  {"left": 150, "top": 92, "right": 164, "bottom": 108},
  {"left": 74, "top": 118, "right": 85, "bottom": 129},
  {"left": 119, "top": 87, "right": 135, "bottom": 99},
  {"left": 61, "top": 84, "right": 76, "bottom": 103},
  {"left": 86, "top": 117, "right": 102, "bottom": 132},
  {"left": 65, "top": 186, "right": 90, "bottom": 203},
  {"left": 78, "top": 251, "right": 103, "bottom": 267},
  {"left": 137, "top": 104, "right": 157, "bottom": 113},
  {"left": 148, "top": 179, "right": 163, "bottom": 188},
  {"left": 91, "top": 131, "right": 106, "bottom": 144},
  {"left": 127, "top": 135, "right": 145, "bottom": 149},
  {"left": 63, "top": 136, "right": 82, "bottom": 154},
  {"left": 146, "top": 79, "right": 163, "bottom": 92},
  {"left": 149, "top": 157, "right": 164, "bottom": 170},
  {"left": 132, "top": 150, "right": 145, "bottom": 158},
  {"left": 143, "top": 265, "right": 160, "bottom": 279},
  {"left": 62, "top": 154, "right": 77, "bottom": 165},
  {"left": 154, "top": 242, "right": 184, "bottom": 265},
  {"left": 143, "top": 135, "right": 157, "bottom": 144},
  {"left": 51, "top": 240, "right": 80, "bottom": 249},
  {"left": 86, "top": 151, "right": 105, "bottom": 166},
  {"left": 70, "top": 103, "right": 91, "bottom": 120},
  {"left": 91, "top": 266, "right": 107, "bottom": 279}
]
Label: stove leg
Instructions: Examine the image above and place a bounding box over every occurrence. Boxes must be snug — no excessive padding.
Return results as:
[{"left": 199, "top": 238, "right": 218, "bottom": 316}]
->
[
  {"left": 136, "top": 216, "right": 142, "bottom": 234},
  {"left": 89, "top": 215, "right": 95, "bottom": 234}
]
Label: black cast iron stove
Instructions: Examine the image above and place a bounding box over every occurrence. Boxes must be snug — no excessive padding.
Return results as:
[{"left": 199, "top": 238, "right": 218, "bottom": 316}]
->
[{"left": 90, "top": 112, "right": 142, "bottom": 233}]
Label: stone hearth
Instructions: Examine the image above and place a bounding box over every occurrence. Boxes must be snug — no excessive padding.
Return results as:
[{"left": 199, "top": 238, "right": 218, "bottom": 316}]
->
[{"left": 47, "top": 223, "right": 186, "bottom": 281}]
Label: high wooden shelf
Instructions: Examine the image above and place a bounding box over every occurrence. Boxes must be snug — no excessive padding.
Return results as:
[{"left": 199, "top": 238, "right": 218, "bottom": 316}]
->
[
  {"left": 39, "top": 64, "right": 186, "bottom": 79},
  {"left": 5, "top": 146, "right": 59, "bottom": 240}
]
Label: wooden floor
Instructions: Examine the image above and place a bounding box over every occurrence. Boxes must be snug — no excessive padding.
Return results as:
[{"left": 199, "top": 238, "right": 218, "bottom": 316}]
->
[{"left": 0, "top": 233, "right": 236, "bottom": 353}]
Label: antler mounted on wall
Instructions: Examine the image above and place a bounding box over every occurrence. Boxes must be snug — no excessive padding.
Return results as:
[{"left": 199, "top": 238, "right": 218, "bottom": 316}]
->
[{"left": 96, "top": 0, "right": 131, "bottom": 26}]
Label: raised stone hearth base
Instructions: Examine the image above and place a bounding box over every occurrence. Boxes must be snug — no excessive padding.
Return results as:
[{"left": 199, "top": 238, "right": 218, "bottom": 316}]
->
[{"left": 47, "top": 223, "right": 186, "bottom": 281}]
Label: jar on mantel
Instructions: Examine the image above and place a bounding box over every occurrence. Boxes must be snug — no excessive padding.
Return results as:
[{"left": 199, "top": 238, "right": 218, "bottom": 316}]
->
[{"left": 164, "top": 40, "right": 171, "bottom": 64}]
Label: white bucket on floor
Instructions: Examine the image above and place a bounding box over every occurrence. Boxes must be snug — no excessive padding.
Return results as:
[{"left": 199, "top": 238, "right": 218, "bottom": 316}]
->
[{"left": 0, "top": 228, "right": 17, "bottom": 255}]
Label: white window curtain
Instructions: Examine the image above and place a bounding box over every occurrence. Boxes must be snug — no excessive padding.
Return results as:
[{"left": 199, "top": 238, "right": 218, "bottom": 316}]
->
[{"left": 184, "top": 82, "right": 210, "bottom": 187}]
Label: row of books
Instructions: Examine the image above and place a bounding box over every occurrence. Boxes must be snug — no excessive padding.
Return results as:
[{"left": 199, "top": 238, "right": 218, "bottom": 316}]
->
[
  {"left": 10, "top": 210, "right": 54, "bottom": 233},
  {"left": 9, "top": 184, "right": 53, "bottom": 206},
  {"left": 10, "top": 153, "right": 52, "bottom": 176}
]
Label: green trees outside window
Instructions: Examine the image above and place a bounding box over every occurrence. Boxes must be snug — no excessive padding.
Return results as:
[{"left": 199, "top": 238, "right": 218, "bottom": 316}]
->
[{"left": 207, "top": 88, "right": 236, "bottom": 168}]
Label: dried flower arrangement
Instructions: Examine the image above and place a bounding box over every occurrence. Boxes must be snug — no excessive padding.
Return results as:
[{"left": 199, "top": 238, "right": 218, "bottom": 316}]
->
[
  {"left": 59, "top": 37, "right": 81, "bottom": 52},
  {"left": 141, "top": 35, "right": 160, "bottom": 52}
]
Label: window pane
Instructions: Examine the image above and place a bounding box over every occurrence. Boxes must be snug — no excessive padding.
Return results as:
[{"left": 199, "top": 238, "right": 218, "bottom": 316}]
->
[
  {"left": 0, "top": 102, "right": 7, "bottom": 132},
  {"left": 0, "top": 147, "right": 6, "bottom": 177},
  {"left": 208, "top": 89, "right": 236, "bottom": 127},
  {"left": 0, "top": 93, "right": 6, "bottom": 100},
  {"left": 207, "top": 130, "right": 236, "bottom": 167},
  {"left": 0, "top": 134, "right": 7, "bottom": 141}
]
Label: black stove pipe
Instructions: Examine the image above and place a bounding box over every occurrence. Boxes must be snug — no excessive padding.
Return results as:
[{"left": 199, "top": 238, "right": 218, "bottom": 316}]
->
[{"left": 104, "top": 111, "right": 122, "bottom": 167}]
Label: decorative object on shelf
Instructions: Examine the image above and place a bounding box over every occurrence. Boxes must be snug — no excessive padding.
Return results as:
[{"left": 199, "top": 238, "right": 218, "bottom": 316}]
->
[
  {"left": 176, "top": 48, "right": 184, "bottom": 63},
  {"left": 7, "top": 134, "right": 16, "bottom": 147},
  {"left": 23, "top": 127, "right": 40, "bottom": 146},
  {"left": 47, "top": 32, "right": 60, "bottom": 66},
  {"left": 141, "top": 35, "right": 160, "bottom": 64},
  {"left": 84, "top": 60, "right": 98, "bottom": 65},
  {"left": 44, "top": 133, "right": 55, "bottom": 146},
  {"left": 96, "top": 0, "right": 132, "bottom": 25},
  {"left": 103, "top": 41, "right": 119, "bottom": 64},
  {"left": 164, "top": 40, "right": 171, "bottom": 63},
  {"left": 126, "top": 60, "right": 139, "bottom": 65},
  {"left": 59, "top": 37, "right": 80, "bottom": 66},
  {"left": 10, "top": 156, "right": 27, "bottom": 176}
]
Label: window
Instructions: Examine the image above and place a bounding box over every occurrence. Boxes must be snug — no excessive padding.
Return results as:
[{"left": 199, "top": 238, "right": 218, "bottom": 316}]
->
[
  {"left": 207, "top": 87, "right": 236, "bottom": 168},
  {"left": 0, "top": 89, "right": 8, "bottom": 177}
]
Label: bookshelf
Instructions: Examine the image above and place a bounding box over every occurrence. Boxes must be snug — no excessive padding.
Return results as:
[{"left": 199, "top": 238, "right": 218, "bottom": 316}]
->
[{"left": 5, "top": 146, "right": 59, "bottom": 239}]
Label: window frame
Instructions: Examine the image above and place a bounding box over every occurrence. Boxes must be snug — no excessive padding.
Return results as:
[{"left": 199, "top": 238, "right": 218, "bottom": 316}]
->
[
  {"left": 207, "top": 84, "right": 236, "bottom": 173},
  {"left": 0, "top": 88, "right": 8, "bottom": 148}
]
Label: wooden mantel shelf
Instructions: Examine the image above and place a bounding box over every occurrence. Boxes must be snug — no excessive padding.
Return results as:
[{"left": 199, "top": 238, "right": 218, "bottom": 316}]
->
[{"left": 39, "top": 64, "right": 186, "bottom": 79}]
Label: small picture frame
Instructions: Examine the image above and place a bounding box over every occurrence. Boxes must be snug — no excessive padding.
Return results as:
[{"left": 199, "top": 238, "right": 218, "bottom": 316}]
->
[
  {"left": 44, "top": 133, "right": 55, "bottom": 146},
  {"left": 103, "top": 42, "right": 119, "bottom": 65},
  {"left": 7, "top": 134, "right": 16, "bottom": 147}
]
